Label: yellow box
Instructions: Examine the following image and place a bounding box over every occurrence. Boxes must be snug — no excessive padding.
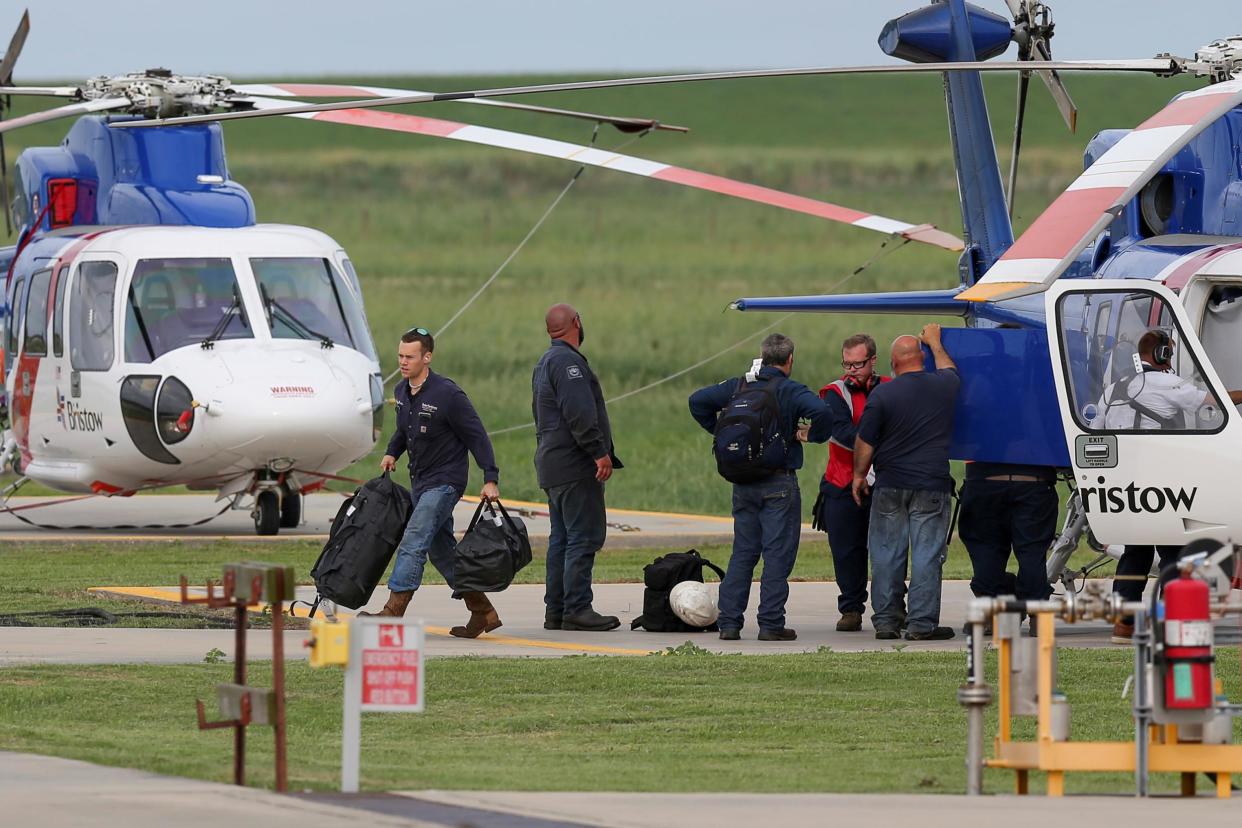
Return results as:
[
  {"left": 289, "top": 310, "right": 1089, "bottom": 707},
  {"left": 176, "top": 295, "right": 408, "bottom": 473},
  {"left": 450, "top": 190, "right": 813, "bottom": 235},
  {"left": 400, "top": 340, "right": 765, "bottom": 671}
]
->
[{"left": 307, "top": 618, "right": 350, "bottom": 667}]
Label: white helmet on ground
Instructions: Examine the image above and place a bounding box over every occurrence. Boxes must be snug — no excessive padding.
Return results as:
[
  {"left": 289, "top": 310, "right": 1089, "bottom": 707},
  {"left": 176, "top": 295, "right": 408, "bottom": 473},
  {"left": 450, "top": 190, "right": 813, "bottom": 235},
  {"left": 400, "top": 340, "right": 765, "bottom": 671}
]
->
[{"left": 669, "top": 580, "right": 719, "bottom": 627}]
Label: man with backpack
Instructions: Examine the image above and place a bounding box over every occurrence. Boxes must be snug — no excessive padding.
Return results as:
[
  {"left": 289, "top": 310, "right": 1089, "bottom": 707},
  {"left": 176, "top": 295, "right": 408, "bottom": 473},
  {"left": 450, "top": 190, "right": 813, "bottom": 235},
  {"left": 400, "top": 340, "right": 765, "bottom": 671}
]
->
[
  {"left": 812, "top": 333, "right": 891, "bottom": 633},
  {"left": 370, "top": 327, "right": 503, "bottom": 639},
  {"left": 688, "top": 333, "right": 833, "bottom": 641}
]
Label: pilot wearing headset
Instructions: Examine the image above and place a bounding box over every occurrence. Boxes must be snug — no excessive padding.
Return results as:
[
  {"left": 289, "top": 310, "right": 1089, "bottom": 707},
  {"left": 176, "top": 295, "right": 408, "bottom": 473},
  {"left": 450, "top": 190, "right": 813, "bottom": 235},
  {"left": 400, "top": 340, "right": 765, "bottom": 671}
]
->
[{"left": 1097, "top": 328, "right": 1242, "bottom": 430}]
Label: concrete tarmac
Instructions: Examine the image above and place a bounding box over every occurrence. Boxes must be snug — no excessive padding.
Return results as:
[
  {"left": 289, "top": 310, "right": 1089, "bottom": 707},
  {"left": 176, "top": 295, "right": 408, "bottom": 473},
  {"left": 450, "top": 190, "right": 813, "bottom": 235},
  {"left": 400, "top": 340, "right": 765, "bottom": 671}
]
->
[
  {"left": 2, "top": 580, "right": 1127, "bottom": 665},
  {"left": 0, "top": 492, "right": 770, "bottom": 547},
  {"left": 4, "top": 752, "right": 1240, "bottom": 828}
]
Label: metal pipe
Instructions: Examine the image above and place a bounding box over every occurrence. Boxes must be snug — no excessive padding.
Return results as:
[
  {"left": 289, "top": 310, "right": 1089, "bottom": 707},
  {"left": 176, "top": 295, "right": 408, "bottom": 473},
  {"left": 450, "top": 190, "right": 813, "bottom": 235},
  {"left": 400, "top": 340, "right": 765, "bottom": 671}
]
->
[
  {"left": 233, "top": 599, "right": 247, "bottom": 786},
  {"left": 960, "top": 601, "right": 993, "bottom": 796}
]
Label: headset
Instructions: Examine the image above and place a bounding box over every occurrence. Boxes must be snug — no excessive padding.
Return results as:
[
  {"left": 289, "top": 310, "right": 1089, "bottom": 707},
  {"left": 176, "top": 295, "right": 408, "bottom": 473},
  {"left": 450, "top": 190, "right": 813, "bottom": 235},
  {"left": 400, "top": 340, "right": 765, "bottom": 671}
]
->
[
  {"left": 1151, "top": 328, "right": 1174, "bottom": 367},
  {"left": 843, "top": 373, "right": 880, "bottom": 393}
]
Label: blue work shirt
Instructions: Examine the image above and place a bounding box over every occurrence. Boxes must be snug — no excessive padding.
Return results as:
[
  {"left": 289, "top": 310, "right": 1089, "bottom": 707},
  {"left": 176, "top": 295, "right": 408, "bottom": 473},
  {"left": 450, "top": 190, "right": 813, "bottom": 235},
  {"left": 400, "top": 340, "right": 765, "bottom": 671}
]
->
[
  {"left": 856, "top": 368, "right": 960, "bottom": 493},
  {"left": 386, "top": 371, "right": 499, "bottom": 498},
  {"left": 688, "top": 365, "right": 834, "bottom": 471},
  {"left": 531, "top": 339, "right": 623, "bottom": 490}
]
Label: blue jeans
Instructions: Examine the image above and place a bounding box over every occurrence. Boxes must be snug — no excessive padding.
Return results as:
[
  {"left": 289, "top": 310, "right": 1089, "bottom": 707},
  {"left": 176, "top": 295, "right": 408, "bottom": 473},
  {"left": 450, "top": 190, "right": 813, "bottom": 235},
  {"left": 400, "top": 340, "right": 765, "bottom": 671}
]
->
[
  {"left": 868, "top": 486, "right": 951, "bottom": 635},
  {"left": 388, "top": 485, "right": 459, "bottom": 593},
  {"left": 544, "top": 478, "right": 607, "bottom": 616},
  {"left": 718, "top": 472, "right": 801, "bottom": 632}
]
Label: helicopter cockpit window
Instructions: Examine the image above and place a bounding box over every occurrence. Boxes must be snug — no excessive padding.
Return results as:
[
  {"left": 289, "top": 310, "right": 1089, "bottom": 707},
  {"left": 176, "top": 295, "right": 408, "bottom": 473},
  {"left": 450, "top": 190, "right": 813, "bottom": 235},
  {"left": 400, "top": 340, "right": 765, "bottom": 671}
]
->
[
  {"left": 250, "top": 258, "right": 367, "bottom": 353},
  {"left": 70, "top": 261, "right": 117, "bottom": 371},
  {"left": 124, "top": 258, "right": 251, "bottom": 363},
  {"left": 1057, "top": 289, "right": 1226, "bottom": 435}
]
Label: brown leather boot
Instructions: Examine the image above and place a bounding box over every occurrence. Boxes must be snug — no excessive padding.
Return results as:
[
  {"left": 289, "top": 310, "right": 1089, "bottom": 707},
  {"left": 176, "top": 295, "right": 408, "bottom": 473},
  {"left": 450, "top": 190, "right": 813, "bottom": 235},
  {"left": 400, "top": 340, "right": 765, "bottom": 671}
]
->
[
  {"left": 450, "top": 591, "right": 502, "bottom": 638},
  {"left": 358, "top": 590, "right": 413, "bottom": 618}
]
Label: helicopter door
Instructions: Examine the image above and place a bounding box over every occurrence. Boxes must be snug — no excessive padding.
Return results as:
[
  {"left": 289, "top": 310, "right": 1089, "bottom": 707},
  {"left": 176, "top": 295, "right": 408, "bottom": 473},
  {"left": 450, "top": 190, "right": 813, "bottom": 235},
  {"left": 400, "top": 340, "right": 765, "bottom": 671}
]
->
[
  {"left": 1044, "top": 279, "right": 1242, "bottom": 547},
  {"left": 67, "top": 258, "right": 120, "bottom": 397}
]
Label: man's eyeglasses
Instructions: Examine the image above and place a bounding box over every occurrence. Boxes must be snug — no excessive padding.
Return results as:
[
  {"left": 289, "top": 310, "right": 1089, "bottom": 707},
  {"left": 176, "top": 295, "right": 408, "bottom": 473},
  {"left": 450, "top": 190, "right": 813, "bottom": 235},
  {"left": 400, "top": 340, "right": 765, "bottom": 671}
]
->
[
  {"left": 405, "top": 326, "right": 430, "bottom": 337},
  {"left": 841, "top": 357, "right": 875, "bottom": 370}
]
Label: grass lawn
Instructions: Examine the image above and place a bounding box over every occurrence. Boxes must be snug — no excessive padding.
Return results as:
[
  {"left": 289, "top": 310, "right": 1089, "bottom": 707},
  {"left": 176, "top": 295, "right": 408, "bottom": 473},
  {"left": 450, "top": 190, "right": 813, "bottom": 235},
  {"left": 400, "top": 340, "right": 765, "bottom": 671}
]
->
[
  {"left": 0, "top": 648, "right": 1238, "bottom": 795},
  {"left": 0, "top": 539, "right": 1115, "bottom": 623}
]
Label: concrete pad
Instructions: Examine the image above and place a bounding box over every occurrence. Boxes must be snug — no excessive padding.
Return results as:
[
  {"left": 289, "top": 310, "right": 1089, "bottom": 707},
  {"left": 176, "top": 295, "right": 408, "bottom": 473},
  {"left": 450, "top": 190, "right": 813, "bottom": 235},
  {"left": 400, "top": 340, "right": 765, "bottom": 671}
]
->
[
  {"left": 0, "top": 751, "right": 435, "bottom": 828},
  {"left": 0, "top": 492, "right": 782, "bottom": 547},
  {"left": 1, "top": 581, "right": 1124, "bottom": 665},
  {"left": 406, "top": 790, "right": 1242, "bottom": 828}
]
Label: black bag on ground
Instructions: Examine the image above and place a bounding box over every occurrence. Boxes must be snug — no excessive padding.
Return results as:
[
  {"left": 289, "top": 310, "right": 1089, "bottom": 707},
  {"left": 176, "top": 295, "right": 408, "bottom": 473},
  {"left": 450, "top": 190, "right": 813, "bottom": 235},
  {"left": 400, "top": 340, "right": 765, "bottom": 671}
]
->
[
  {"left": 453, "top": 499, "right": 533, "bottom": 593},
  {"left": 631, "top": 549, "right": 726, "bottom": 632},
  {"left": 712, "top": 374, "right": 789, "bottom": 484},
  {"left": 309, "top": 472, "right": 413, "bottom": 609}
]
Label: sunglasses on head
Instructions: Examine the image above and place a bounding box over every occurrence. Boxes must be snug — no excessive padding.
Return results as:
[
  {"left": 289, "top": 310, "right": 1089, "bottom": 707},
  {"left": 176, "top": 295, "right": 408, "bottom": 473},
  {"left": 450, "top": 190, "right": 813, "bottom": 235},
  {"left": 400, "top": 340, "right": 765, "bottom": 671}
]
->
[{"left": 405, "top": 326, "right": 430, "bottom": 337}]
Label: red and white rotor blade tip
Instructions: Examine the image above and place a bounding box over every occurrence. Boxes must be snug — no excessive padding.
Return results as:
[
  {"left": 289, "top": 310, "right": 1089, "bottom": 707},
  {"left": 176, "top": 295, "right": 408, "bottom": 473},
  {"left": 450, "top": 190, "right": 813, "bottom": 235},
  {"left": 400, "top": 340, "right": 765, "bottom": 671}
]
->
[
  {"left": 959, "top": 76, "right": 1242, "bottom": 303},
  {"left": 233, "top": 83, "right": 686, "bottom": 133},
  {"left": 0, "top": 96, "right": 129, "bottom": 135},
  {"left": 244, "top": 96, "right": 961, "bottom": 251}
]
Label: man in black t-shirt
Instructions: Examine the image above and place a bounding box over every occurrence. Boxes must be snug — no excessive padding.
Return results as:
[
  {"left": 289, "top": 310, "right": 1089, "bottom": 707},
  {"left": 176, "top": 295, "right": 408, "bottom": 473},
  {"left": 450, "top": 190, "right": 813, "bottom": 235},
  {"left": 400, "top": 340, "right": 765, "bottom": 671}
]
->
[{"left": 853, "top": 324, "right": 960, "bottom": 641}]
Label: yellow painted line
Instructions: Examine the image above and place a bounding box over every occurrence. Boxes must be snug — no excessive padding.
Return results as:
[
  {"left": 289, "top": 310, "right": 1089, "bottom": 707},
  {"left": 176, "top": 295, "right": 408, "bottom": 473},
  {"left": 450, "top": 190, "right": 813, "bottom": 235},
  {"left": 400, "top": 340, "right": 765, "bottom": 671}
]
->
[
  {"left": 956, "top": 280, "right": 1038, "bottom": 302},
  {"left": 89, "top": 586, "right": 656, "bottom": 656}
]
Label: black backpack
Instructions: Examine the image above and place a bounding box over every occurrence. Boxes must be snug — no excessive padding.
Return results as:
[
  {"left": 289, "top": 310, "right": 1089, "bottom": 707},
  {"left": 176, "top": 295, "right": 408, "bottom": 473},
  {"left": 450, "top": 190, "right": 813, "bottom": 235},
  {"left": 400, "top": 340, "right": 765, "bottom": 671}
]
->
[
  {"left": 309, "top": 472, "right": 414, "bottom": 610},
  {"left": 712, "top": 375, "right": 788, "bottom": 484},
  {"left": 453, "top": 499, "right": 533, "bottom": 593},
  {"left": 631, "top": 549, "right": 726, "bottom": 632}
]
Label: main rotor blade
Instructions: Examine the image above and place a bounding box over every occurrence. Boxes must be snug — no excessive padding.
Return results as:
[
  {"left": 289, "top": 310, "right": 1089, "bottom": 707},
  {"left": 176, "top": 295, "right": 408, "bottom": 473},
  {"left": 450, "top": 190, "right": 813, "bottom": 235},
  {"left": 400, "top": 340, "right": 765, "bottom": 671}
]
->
[
  {"left": 0, "top": 97, "right": 130, "bottom": 135},
  {"left": 243, "top": 96, "right": 962, "bottom": 251},
  {"left": 116, "top": 58, "right": 1181, "bottom": 130},
  {"left": 0, "top": 85, "right": 81, "bottom": 97},
  {"left": 1006, "top": 70, "right": 1030, "bottom": 221},
  {"left": 232, "top": 83, "right": 688, "bottom": 133},
  {"left": 1032, "top": 39, "right": 1077, "bottom": 132},
  {"left": 0, "top": 10, "right": 29, "bottom": 87},
  {"left": 959, "top": 76, "right": 1242, "bottom": 303}
]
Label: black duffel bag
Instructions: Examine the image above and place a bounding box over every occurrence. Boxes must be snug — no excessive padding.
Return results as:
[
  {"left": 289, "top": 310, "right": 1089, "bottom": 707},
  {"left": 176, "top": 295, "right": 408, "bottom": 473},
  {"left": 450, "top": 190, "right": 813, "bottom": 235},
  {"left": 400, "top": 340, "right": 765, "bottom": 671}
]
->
[
  {"left": 309, "top": 472, "right": 413, "bottom": 609},
  {"left": 453, "top": 499, "right": 532, "bottom": 593}
]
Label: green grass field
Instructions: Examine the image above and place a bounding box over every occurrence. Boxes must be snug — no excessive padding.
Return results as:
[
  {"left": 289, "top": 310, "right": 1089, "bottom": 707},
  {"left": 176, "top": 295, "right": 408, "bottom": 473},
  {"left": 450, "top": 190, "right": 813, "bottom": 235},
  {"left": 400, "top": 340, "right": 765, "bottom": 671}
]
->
[
  {"left": 0, "top": 73, "right": 1206, "bottom": 513},
  {"left": 0, "top": 649, "right": 1237, "bottom": 795}
]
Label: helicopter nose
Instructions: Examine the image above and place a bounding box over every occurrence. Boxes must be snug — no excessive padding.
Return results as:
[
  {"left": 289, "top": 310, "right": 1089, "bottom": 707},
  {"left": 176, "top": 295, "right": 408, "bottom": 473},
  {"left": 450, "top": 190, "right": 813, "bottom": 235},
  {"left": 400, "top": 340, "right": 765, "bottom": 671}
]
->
[{"left": 190, "top": 350, "right": 372, "bottom": 467}]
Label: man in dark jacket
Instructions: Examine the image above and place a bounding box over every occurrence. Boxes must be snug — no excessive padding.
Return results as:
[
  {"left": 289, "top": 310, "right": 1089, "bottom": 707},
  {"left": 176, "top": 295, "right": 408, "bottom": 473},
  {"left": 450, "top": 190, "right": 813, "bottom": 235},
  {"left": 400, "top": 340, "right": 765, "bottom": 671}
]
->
[
  {"left": 532, "top": 304, "right": 623, "bottom": 632},
  {"left": 370, "top": 327, "right": 502, "bottom": 638},
  {"left": 689, "top": 333, "right": 834, "bottom": 641}
]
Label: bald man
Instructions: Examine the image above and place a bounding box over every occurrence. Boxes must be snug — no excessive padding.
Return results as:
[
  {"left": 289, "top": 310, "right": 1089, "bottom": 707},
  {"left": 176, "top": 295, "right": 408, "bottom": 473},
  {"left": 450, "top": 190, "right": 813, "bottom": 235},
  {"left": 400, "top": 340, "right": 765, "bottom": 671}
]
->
[
  {"left": 852, "top": 324, "right": 960, "bottom": 642},
  {"left": 531, "top": 304, "right": 623, "bottom": 632}
]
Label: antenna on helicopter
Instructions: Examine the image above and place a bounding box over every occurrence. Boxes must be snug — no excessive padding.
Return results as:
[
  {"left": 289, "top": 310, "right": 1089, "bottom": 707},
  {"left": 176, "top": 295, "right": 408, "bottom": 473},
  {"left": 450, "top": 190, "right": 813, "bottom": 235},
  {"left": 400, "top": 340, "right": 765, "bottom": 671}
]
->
[
  {"left": 1004, "top": 0, "right": 1077, "bottom": 220},
  {"left": 0, "top": 10, "right": 30, "bottom": 236}
]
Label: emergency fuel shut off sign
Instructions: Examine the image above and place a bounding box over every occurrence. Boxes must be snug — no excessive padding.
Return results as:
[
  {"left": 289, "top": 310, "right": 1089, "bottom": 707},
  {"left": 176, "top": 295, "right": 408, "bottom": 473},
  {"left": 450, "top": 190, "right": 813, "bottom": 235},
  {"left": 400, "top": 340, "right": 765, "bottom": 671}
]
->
[{"left": 341, "top": 616, "right": 425, "bottom": 791}]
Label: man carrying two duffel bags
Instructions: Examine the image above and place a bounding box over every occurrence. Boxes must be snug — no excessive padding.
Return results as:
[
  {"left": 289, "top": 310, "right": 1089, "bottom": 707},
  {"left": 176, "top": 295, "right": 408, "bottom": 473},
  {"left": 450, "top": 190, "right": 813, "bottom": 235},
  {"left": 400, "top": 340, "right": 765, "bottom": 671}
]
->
[{"left": 367, "top": 326, "right": 503, "bottom": 638}]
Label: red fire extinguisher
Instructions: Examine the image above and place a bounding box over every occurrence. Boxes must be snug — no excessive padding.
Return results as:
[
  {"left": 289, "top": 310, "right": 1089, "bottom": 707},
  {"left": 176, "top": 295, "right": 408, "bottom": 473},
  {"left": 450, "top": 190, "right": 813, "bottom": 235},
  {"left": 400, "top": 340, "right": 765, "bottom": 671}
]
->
[{"left": 1162, "top": 572, "right": 1214, "bottom": 710}]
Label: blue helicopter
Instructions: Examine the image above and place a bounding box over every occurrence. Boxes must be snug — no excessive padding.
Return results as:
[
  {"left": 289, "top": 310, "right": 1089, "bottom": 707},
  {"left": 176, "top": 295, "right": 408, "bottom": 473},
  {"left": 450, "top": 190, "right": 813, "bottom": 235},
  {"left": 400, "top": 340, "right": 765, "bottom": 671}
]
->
[{"left": 128, "top": 0, "right": 1242, "bottom": 571}]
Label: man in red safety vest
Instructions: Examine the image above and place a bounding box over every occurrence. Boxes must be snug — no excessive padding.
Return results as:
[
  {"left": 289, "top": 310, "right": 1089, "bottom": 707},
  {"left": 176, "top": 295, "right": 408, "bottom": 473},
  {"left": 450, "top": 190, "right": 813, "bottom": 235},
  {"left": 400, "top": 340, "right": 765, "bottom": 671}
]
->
[{"left": 811, "top": 333, "right": 896, "bottom": 632}]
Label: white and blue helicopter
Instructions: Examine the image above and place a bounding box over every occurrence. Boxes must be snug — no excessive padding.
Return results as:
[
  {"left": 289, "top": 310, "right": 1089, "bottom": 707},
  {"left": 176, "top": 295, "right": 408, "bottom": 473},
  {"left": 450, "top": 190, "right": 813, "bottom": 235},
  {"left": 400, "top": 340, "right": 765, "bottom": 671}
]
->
[
  {"left": 0, "top": 10, "right": 964, "bottom": 534},
  {"left": 124, "top": 0, "right": 1242, "bottom": 580}
]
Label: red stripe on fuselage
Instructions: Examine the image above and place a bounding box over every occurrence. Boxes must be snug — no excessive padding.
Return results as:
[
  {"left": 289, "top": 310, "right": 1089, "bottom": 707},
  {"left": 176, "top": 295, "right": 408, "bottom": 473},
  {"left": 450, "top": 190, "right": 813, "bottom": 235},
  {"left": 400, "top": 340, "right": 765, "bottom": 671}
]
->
[
  {"left": 1161, "top": 242, "right": 1242, "bottom": 291},
  {"left": 1000, "top": 187, "right": 1126, "bottom": 262},
  {"left": 651, "top": 167, "right": 870, "bottom": 224}
]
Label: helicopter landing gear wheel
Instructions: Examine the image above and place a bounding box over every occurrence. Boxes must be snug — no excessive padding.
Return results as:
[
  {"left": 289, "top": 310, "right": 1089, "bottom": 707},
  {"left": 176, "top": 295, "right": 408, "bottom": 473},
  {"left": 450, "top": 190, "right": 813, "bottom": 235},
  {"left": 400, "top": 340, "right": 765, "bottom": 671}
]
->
[
  {"left": 254, "top": 490, "right": 280, "bottom": 536},
  {"left": 279, "top": 489, "right": 302, "bottom": 529}
]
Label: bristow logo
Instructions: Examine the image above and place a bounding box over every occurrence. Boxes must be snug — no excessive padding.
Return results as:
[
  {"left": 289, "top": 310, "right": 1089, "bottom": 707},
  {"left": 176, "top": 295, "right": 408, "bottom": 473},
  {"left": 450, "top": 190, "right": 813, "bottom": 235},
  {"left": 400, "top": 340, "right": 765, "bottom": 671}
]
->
[
  {"left": 61, "top": 398, "right": 103, "bottom": 432},
  {"left": 270, "top": 385, "right": 315, "bottom": 398},
  {"left": 1079, "top": 482, "right": 1197, "bottom": 514}
]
